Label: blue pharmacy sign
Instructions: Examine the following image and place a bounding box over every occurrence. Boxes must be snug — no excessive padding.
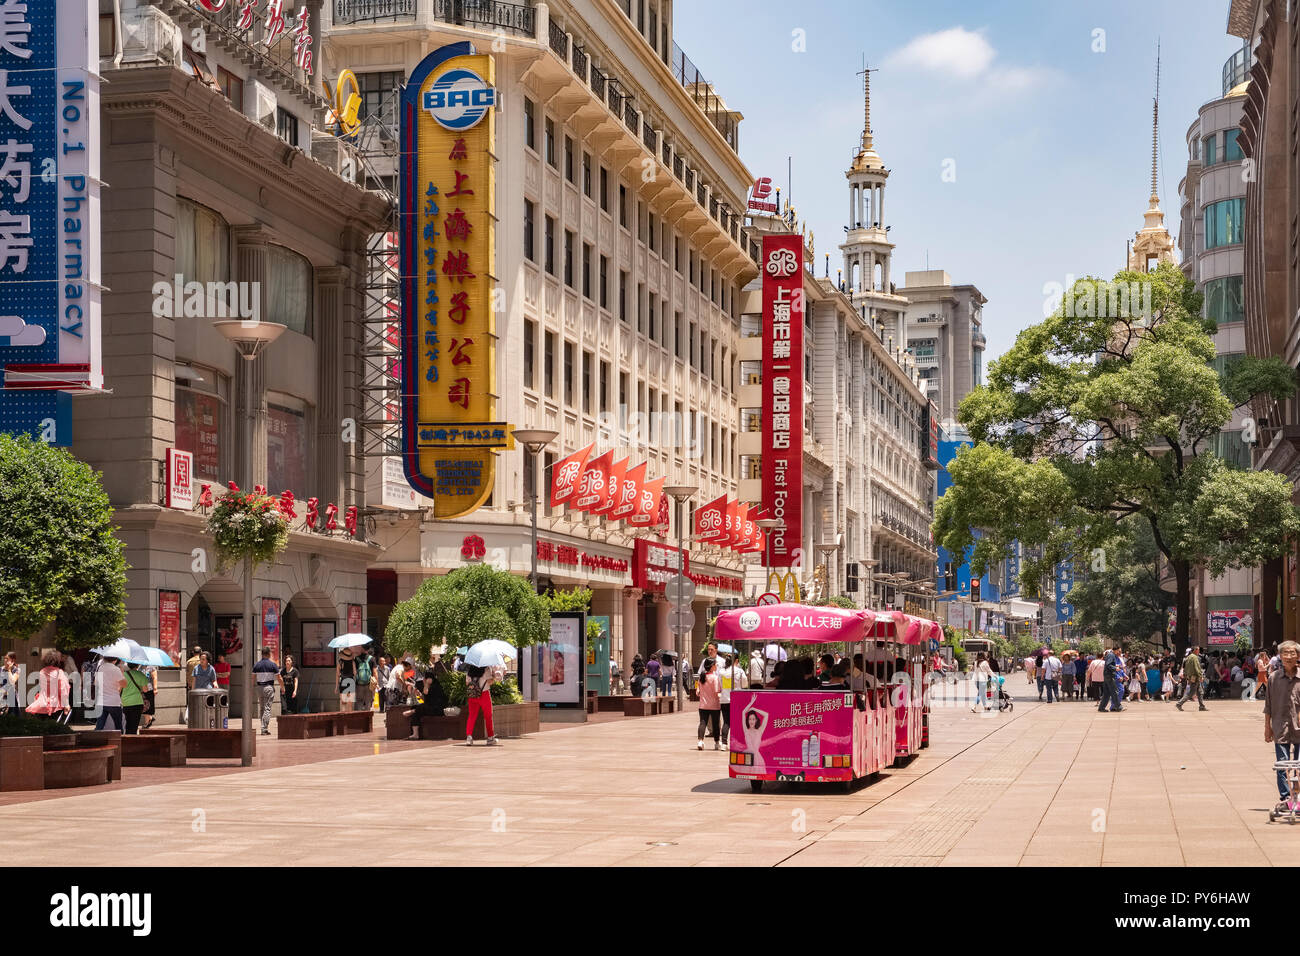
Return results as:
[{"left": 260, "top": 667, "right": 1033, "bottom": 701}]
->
[{"left": 0, "top": 0, "right": 101, "bottom": 444}]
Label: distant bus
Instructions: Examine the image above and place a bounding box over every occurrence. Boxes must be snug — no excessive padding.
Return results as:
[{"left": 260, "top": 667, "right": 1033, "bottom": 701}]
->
[{"left": 960, "top": 637, "right": 996, "bottom": 663}]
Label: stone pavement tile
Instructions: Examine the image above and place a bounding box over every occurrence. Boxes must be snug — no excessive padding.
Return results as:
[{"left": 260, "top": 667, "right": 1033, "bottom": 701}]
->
[{"left": 1018, "top": 852, "right": 1101, "bottom": 867}]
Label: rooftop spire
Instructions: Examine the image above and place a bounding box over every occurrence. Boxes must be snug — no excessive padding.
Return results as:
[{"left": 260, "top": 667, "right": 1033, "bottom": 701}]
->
[
  {"left": 1150, "top": 40, "right": 1160, "bottom": 204},
  {"left": 856, "top": 58, "right": 877, "bottom": 150}
]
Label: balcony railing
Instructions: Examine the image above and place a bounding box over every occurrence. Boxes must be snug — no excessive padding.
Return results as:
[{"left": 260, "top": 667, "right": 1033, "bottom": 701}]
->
[
  {"left": 186, "top": 0, "right": 317, "bottom": 98},
  {"left": 589, "top": 65, "right": 606, "bottom": 100},
  {"left": 335, "top": 0, "right": 415, "bottom": 21},
  {"left": 1222, "top": 41, "right": 1251, "bottom": 98},
  {"left": 441, "top": 0, "right": 535, "bottom": 35},
  {"left": 670, "top": 41, "right": 739, "bottom": 153},
  {"left": 623, "top": 100, "right": 639, "bottom": 133},
  {"left": 549, "top": 18, "right": 569, "bottom": 58},
  {"left": 572, "top": 43, "right": 588, "bottom": 81}
]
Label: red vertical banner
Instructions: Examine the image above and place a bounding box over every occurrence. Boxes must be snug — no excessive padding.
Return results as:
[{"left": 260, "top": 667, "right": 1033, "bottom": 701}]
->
[
  {"left": 549, "top": 442, "right": 593, "bottom": 508},
  {"left": 261, "top": 598, "right": 282, "bottom": 665},
  {"left": 628, "top": 475, "right": 665, "bottom": 528},
  {"left": 609, "top": 461, "right": 646, "bottom": 523},
  {"left": 694, "top": 494, "right": 729, "bottom": 542},
  {"left": 761, "top": 234, "right": 804, "bottom": 568},
  {"left": 589, "top": 458, "right": 628, "bottom": 517},
  {"left": 347, "top": 604, "right": 364, "bottom": 635},
  {"left": 572, "top": 450, "right": 615, "bottom": 512},
  {"left": 158, "top": 590, "right": 181, "bottom": 664}
]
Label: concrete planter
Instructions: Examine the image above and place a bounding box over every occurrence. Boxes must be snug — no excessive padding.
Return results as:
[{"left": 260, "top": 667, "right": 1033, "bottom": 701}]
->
[
  {"left": 0, "top": 737, "right": 44, "bottom": 791},
  {"left": 419, "top": 701, "right": 540, "bottom": 740}
]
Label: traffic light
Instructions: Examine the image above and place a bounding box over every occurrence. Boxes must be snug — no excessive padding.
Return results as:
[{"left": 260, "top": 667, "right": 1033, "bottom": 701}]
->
[
  {"left": 845, "top": 562, "right": 859, "bottom": 593},
  {"left": 970, "top": 577, "right": 981, "bottom": 602},
  {"left": 945, "top": 561, "right": 955, "bottom": 591},
  {"left": 1036, "top": 607, "right": 1044, "bottom": 625}
]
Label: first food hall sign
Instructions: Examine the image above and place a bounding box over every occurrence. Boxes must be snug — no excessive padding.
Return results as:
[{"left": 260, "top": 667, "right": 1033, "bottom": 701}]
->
[
  {"left": 761, "top": 234, "right": 803, "bottom": 568},
  {"left": 400, "top": 42, "right": 510, "bottom": 518}
]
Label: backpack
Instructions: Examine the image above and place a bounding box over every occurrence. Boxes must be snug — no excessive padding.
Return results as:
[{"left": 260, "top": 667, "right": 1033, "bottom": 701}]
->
[{"left": 356, "top": 655, "right": 372, "bottom": 684}]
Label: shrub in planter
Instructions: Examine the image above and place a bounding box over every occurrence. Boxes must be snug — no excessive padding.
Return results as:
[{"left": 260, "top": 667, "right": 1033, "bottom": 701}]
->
[
  {"left": 437, "top": 670, "right": 524, "bottom": 707},
  {"left": 0, "top": 714, "right": 75, "bottom": 738}
]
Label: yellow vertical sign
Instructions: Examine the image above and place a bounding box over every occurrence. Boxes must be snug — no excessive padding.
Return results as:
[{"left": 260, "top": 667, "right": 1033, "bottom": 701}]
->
[{"left": 403, "top": 46, "right": 509, "bottom": 517}]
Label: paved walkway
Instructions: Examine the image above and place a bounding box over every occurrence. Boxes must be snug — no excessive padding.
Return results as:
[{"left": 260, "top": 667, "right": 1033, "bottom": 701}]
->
[{"left": 4, "top": 694, "right": 1295, "bottom": 866}]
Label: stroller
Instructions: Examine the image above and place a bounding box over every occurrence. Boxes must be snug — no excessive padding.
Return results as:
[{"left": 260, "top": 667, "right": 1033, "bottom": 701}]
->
[
  {"left": 1272, "top": 760, "right": 1300, "bottom": 823},
  {"left": 994, "top": 674, "right": 1013, "bottom": 712}
]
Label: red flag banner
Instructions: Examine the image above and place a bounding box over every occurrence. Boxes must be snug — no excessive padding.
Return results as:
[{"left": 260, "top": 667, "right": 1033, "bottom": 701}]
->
[
  {"left": 549, "top": 443, "right": 593, "bottom": 509},
  {"left": 629, "top": 475, "right": 665, "bottom": 527},
  {"left": 656, "top": 486, "right": 670, "bottom": 532},
  {"left": 610, "top": 461, "right": 646, "bottom": 523},
  {"left": 572, "top": 449, "right": 615, "bottom": 512},
  {"left": 589, "top": 457, "right": 627, "bottom": 516},
  {"left": 729, "top": 503, "right": 751, "bottom": 551},
  {"left": 694, "top": 494, "right": 729, "bottom": 542}
]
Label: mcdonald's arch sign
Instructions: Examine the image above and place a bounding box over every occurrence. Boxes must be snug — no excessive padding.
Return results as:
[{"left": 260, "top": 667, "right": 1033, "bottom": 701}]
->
[{"left": 766, "top": 569, "right": 801, "bottom": 603}]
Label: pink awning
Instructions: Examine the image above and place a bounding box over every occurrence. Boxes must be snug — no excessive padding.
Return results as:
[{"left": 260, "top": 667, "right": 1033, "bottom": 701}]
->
[{"left": 714, "top": 603, "right": 877, "bottom": 645}]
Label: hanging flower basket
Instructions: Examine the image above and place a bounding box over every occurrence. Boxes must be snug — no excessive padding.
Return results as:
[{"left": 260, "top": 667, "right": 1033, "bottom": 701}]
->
[{"left": 206, "top": 484, "right": 289, "bottom": 571}]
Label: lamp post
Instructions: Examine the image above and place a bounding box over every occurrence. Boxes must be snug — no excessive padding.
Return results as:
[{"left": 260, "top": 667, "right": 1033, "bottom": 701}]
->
[
  {"left": 664, "top": 484, "right": 697, "bottom": 710},
  {"left": 513, "top": 428, "right": 558, "bottom": 702},
  {"left": 214, "top": 319, "right": 286, "bottom": 768},
  {"left": 861, "top": 558, "right": 879, "bottom": 608},
  {"left": 754, "top": 518, "right": 783, "bottom": 593}
]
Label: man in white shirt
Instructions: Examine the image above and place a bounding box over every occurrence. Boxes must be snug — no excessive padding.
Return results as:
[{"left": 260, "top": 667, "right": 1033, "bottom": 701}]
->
[
  {"left": 1043, "top": 652, "right": 1062, "bottom": 703},
  {"left": 718, "top": 654, "right": 748, "bottom": 743},
  {"left": 94, "top": 656, "right": 127, "bottom": 731},
  {"left": 748, "top": 649, "right": 766, "bottom": 686}
]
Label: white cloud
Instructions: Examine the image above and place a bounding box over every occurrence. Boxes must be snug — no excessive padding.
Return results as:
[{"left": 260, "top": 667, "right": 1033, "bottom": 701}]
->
[
  {"left": 886, "top": 27, "right": 995, "bottom": 80},
  {"left": 885, "top": 26, "right": 1056, "bottom": 96}
]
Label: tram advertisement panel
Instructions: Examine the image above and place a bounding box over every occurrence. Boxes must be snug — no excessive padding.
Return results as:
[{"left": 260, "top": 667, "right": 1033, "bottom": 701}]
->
[{"left": 728, "top": 690, "right": 855, "bottom": 781}]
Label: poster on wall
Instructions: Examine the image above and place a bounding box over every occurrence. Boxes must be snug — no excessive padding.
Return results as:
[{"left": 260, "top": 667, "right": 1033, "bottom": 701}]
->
[
  {"left": 347, "top": 604, "right": 363, "bottom": 635},
  {"left": 216, "top": 615, "right": 244, "bottom": 667},
  {"left": 1207, "top": 609, "right": 1252, "bottom": 647},
  {"left": 261, "top": 598, "right": 282, "bottom": 664},
  {"left": 158, "top": 590, "right": 181, "bottom": 664},
  {"left": 535, "top": 612, "right": 583, "bottom": 707},
  {"left": 302, "top": 622, "right": 336, "bottom": 668}
]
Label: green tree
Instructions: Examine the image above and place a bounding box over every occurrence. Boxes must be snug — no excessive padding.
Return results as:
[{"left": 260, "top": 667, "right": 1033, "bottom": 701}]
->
[
  {"left": 383, "top": 563, "right": 549, "bottom": 663},
  {"left": 1066, "top": 517, "right": 1169, "bottom": 645},
  {"left": 0, "top": 434, "right": 128, "bottom": 649},
  {"left": 934, "top": 264, "right": 1299, "bottom": 655}
]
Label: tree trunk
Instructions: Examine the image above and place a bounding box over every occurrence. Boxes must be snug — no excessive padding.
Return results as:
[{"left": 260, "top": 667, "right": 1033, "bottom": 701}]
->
[{"left": 1173, "top": 559, "right": 1192, "bottom": 657}]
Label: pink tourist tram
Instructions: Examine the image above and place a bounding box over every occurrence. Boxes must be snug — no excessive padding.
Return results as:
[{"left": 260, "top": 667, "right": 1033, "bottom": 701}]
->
[{"left": 715, "top": 604, "right": 936, "bottom": 793}]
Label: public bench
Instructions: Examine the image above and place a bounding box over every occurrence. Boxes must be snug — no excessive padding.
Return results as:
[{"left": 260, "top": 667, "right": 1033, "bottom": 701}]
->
[
  {"left": 143, "top": 727, "right": 247, "bottom": 758},
  {"left": 622, "top": 696, "right": 678, "bottom": 717},
  {"left": 595, "top": 695, "right": 628, "bottom": 713},
  {"left": 43, "top": 746, "right": 116, "bottom": 789},
  {"left": 121, "top": 734, "right": 186, "bottom": 767},
  {"left": 277, "top": 709, "right": 374, "bottom": 740}
]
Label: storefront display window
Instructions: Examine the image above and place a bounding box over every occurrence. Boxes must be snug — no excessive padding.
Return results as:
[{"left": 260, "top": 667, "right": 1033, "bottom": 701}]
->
[
  {"left": 175, "top": 366, "right": 229, "bottom": 480},
  {"left": 267, "top": 398, "right": 309, "bottom": 493}
]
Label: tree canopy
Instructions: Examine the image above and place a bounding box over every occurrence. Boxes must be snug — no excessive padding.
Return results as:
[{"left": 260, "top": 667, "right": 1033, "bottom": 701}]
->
[
  {"left": 934, "top": 263, "right": 1299, "bottom": 653},
  {"left": 0, "top": 434, "right": 128, "bottom": 649},
  {"left": 1065, "top": 517, "right": 1169, "bottom": 644},
  {"left": 383, "top": 563, "right": 550, "bottom": 663}
]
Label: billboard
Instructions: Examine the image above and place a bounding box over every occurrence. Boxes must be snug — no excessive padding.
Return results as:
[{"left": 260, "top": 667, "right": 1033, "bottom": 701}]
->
[
  {"left": 1207, "top": 609, "right": 1251, "bottom": 648},
  {"left": 536, "top": 612, "right": 584, "bottom": 707},
  {"left": 0, "top": 0, "right": 102, "bottom": 442},
  {"left": 760, "top": 234, "right": 803, "bottom": 568},
  {"left": 401, "top": 42, "right": 510, "bottom": 517}
]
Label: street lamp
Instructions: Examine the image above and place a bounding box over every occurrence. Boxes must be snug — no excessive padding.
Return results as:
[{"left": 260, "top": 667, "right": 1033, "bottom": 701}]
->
[
  {"left": 664, "top": 484, "right": 697, "bottom": 710},
  {"left": 754, "top": 518, "right": 782, "bottom": 591},
  {"left": 513, "top": 428, "right": 558, "bottom": 702},
  {"left": 861, "top": 558, "right": 878, "bottom": 608},
  {"left": 214, "top": 318, "right": 286, "bottom": 768}
]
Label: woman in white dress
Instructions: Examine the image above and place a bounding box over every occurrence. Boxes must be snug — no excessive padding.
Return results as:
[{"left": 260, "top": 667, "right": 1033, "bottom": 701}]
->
[{"left": 972, "top": 653, "right": 994, "bottom": 712}]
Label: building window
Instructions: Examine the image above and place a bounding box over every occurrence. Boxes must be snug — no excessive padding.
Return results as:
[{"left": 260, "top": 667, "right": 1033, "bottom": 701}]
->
[
  {"left": 524, "top": 97, "right": 536, "bottom": 151},
  {"left": 564, "top": 229, "right": 575, "bottom": 287},
  {"left": 600, "top": 167, "right": 609, "bottom": 212},
  {"left": 689, "top": 322, "right": 697, "bottom": 368},
  {"left": 217, "top": 67, "right": 243, "bottom": 108},
  {"left": 564, "top": 341, "right": 575, "bottom": 404},
  {"left": 599, "top": 255, "right": 609, "bottom": 308},
  {"left": 583, "top": 152, "right": 592, "bottom": 197},
  {"left": 1205, "top": 198, "right": 1244, "bottom": 248},
  {"left": 267, "top": 397, "right": 309, "bottom": 494},
  {"left": 675, "top": 312, "right": 684, "bottom": 359},
  {"left": 176, "top": 198, "right": 230, "bottom": 285},
  {"left": 524, "top": 319, "right": 536, "bottom": 388},
  {"left": 1224, "top": 128, "right": 1243, "bottom": 162},
  {"left": 674, "top": 235, "right": 682, "bottom": 273},
  {"left": 582, "top": 242, "right": 592, "bottom": 298},
  {"left": 544, "top": 331, "right": 556, "bottom": 398},
  {"left": 1204, "top": 275, "right": 1245, "bottom": 325},
  {"left": 175, "top": 367, "right": 229, "bottom": 481},
  {"left": 564, "top": 135, "right": 574, "bottom": 183},
  {"left": 648, "top": 291, "right": 657, "bottom": 341},
  {"left": 1203, "top": 134, "right": 1217, "bottom": 166},
  {"left": 620, "top": 371, "right": 628, "bottom": 408},
  {"left": 637, "top": 282, "right": 645, "bottom": 334},
  {"left": 545, "top": 117, "right": 556, "bottom": 167},
  {"left": 582, "top": 350, "right": 593, "bottom": 414},
  {"left": 276, "top": 107, "right": 298, "bottom": 146},
  {"left": 265, "top": 245, "right": 312, "bottom": 336},
  {"left": 545, "top": 216, "right": 556, "bottom": 274},
  {"left": 619, "top": 184, "right": 628, "bottom": 227},
  {"left": 620, "top": 270, "right": 629, "bottom": 322},
  {"left": 524, "top": 199, "right": 536, "bottom": 262},
  {"left": 600, "top": 360, "right": 610, "bottom": 411},
  {"left": 357, "top": 71, "right": 404, "bottom": 127},
  {"left": 648, "top": 212, "right": 657, "bottom": 253}
]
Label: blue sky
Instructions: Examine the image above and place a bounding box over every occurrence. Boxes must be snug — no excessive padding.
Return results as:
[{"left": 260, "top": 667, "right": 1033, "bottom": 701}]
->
[{"left": 673, "top": 0, "right": 1243, "bottom": 366}]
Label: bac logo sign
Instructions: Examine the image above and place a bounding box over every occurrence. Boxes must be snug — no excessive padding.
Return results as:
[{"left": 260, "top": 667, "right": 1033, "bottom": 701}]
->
[{"left": 423, "top": 69, "right": 496, "bottom": 130}]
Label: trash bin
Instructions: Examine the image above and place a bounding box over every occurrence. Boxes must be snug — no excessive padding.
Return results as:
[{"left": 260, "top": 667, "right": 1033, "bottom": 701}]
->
[
  {"left": 188, "top": 689, "right": 219, "bottom": 729},
  {"left": 215, "top": 692, "right": 229, "bottom": 730}
]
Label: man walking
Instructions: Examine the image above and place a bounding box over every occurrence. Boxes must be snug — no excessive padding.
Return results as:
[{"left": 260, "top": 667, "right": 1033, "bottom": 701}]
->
[
  {"left": 1043, "top": 649, "right": 1062, "bottom": 703},
  {"left": 1098, "top": 648, "right": 1123, "bottom": 712},
  {"left": 252, "top": 648, "right": 281, "bottom": 735},
  {"left": 1264, "top": 641, "right": 1300, "bottom": 816},
  {"left": 1176, "top": 646, "right": 1207, "bottom": 712}
]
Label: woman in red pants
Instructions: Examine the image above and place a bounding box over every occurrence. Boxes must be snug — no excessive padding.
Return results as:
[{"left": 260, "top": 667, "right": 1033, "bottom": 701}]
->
[{"left": 465, "top": 664, "right": 498, "bottom": 746}]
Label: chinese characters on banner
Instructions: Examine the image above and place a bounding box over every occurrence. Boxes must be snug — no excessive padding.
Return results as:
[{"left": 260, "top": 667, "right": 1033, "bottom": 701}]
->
[
  {"left": 0, "top": 0, "right": 102, "bottom": 440},
  {"left": 401, "top": 44, "right": 501, "bottom": 518},
  {"left": 347, "top": 604, "right": 363, "bottom": 635},
  {"left": 158, "top": 590, "right": 182, "bottom": 664},
  {"left": 1207, "top": 609, "right": 1251, "bottom": 647},
  {"left": 761, "top": 235, "right": 803, "bottom": 568}
]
